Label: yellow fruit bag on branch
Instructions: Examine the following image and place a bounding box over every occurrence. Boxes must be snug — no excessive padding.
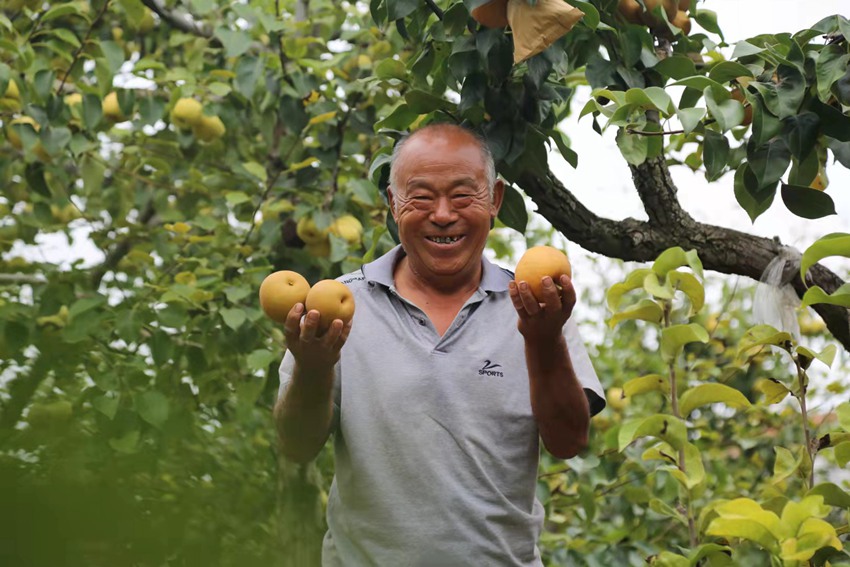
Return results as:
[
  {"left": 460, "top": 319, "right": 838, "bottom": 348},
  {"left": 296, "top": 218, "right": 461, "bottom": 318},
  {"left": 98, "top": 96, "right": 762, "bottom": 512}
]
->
[{"left": 507, "top": 0, "right": 584, "bottom": 64}]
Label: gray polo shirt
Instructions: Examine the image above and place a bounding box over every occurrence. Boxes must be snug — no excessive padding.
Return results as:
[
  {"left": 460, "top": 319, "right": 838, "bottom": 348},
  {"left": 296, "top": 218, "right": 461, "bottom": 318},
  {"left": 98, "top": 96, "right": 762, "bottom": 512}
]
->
[{"left": 278, "top": 246, "right": 605, "bottom": 566}]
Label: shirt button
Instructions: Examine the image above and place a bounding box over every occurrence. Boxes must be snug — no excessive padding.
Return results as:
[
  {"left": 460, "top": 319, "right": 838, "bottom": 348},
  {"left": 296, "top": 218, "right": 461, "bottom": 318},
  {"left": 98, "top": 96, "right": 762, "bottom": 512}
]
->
[{"left": 419, "top": 319, "right": 426, "bottom": 326}]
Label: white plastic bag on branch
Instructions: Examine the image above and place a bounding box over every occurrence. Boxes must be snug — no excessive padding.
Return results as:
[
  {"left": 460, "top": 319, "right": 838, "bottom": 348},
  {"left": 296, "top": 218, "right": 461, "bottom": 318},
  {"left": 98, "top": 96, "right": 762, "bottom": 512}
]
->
[{"left": 754, "top": 248, "right": 802, "bottom": 341}]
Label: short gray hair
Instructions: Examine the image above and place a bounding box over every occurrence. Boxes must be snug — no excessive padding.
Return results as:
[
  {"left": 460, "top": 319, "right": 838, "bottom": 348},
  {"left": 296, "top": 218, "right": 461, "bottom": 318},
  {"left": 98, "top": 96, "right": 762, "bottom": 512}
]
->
[{"left": 389, "top": 124, "right": 496, "bottom": 205}]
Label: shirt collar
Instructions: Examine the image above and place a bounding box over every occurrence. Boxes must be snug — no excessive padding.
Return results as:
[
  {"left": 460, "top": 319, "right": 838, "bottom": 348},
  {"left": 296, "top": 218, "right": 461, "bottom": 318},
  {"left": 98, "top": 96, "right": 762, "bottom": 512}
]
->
[{"left": 362, "top": 245, "right": 511, "bottom": 293}]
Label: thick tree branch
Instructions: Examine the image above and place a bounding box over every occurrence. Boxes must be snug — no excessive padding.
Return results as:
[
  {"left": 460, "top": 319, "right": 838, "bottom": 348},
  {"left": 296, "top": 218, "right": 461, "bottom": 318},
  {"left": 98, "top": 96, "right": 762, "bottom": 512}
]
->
[
  {"left": 516, "top": 163, "right": 850, "bottom": 350},
  {"left": 139, "top": 0, "right": 214, "bottom": 40}
]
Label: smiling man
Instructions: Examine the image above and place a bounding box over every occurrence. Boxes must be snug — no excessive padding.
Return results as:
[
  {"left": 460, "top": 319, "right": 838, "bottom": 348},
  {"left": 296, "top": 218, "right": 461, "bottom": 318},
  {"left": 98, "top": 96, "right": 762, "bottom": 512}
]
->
[{"left": 273, "top": 123, "right": 605, "bottom": 566}]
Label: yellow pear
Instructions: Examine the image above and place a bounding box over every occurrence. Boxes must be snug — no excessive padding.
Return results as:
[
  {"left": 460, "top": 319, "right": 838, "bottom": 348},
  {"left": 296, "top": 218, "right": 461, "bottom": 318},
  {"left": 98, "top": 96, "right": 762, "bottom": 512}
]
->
[
  {"left": 64, "top": 93, "right": 82, "bottom": 107},
  {"left": 259, "top": 270, "right": 310, "bottom": 323},
  {"left": 305, "top": 240, "right": 331, "bottom": 258},
  {"left": 617, "top": 0, "right": 644, "bottom": 24},
  {"left": 514, "top": 245, "right": 572, "bottom": 302},
  {"left": 1, "top": 79, "right": 21, "bottom": 111},
  {"left": 329, "top": 214, "right": 363, "bottom": 245},
  {"left": 192, "top": 114, "right": 225, "bottom": 142},
  {"left": 671, "top": 10, "right": 690, "bottom": 34},
  {"left": 607, "top": 387, "right": 629, "bottom": 411},
  {"left": 103, "top": 91, "right": 125, "bottom": 121},
  {"left": 305, "top": 279, "right": 355, "bottom": 331},
  {"left": 296, "top": 216, "right": 329, "bottom": 245},
  {"left": 171, "top": 97, "right": 204, "bottom": 130}
]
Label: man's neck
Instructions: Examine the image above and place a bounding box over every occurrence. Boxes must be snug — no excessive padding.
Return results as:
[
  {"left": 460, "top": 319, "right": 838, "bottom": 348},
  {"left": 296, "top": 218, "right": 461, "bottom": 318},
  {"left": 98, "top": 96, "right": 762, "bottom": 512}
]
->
[{"left": 393, "top": 256, "right": 482, "bottom": 300}]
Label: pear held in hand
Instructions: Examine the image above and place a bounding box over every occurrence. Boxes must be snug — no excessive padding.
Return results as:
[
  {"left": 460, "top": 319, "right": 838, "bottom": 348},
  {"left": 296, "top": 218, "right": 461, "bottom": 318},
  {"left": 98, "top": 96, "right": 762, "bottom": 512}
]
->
[
  {"left": 259, "top": 270, "right": 310, "bottom": 323},
  {"left": 514, "top": 245, "right": 572, "bottom": 302},
  {"left": 305, "top": 279, "right": 355, "bottom": 331}
]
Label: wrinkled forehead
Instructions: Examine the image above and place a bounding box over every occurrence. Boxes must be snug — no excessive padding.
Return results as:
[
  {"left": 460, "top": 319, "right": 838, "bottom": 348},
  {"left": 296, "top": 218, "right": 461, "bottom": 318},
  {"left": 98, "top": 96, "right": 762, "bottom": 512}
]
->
[{"left": 394, "top": 132, "right": 489, "bottom": 186}]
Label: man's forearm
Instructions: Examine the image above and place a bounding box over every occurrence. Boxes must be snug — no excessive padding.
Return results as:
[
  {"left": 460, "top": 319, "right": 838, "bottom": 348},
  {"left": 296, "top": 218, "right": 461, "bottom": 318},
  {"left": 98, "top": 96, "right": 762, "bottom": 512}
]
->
[
  {"left": 526, "top": 335, "right": 590, "bottom": 459},
  {"left": 274, "top": 362, "right": 335, "bottom": 463}
]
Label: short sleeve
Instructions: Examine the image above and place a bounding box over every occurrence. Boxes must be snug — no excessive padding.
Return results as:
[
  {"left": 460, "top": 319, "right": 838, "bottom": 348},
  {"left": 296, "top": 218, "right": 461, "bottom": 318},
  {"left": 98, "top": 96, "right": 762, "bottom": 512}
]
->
[
  {"left": 277, "top": 350, "right": 342, "bottom": 433},
  {"left": 562, "top": 318, "right": 606, "bottom": 417}
]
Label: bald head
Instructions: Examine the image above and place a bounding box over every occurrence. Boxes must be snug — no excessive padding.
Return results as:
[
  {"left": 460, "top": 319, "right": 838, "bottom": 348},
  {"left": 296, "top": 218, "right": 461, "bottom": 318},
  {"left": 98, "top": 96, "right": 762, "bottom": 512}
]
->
[{"left": 389, "top": 124, "right": 496, "bottom": 208}]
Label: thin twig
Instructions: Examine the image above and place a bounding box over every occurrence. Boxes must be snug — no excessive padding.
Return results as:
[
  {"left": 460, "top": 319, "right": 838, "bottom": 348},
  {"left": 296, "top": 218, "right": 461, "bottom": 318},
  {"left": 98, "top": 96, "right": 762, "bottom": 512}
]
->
[
  {"left": 57, "top": 0, "right": 111, "bottom": 93},
  {"left": 424, "top": 0, "right": 444, "bottom": 20}
]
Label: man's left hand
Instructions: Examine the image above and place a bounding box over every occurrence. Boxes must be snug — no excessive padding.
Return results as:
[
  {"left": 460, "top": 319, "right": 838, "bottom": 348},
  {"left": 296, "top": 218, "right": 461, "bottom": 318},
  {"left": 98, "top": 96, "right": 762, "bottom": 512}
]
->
[{"left": 509, "top": 275, "right": 575, "bottom": 342}]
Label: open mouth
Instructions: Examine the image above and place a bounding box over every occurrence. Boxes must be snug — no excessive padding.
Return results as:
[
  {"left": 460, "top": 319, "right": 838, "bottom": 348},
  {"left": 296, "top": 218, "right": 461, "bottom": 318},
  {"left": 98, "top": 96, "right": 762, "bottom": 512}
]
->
[{"left": 427, "top": 235, "right": 463, "bottom": 244}]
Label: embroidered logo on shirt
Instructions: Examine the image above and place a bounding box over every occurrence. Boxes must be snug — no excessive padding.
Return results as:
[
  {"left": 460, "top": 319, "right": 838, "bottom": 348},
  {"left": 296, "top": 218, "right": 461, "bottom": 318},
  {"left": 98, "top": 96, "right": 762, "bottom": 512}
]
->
[{"left": 478, "top": 360, "right": 504, "bottom": 377}]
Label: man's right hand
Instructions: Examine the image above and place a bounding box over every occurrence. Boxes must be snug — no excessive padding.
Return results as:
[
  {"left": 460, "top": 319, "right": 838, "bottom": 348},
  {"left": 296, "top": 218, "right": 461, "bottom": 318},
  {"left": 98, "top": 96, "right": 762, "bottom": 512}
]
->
[{"left": 283, "top": 303, "right": 352, "bottom": 372}]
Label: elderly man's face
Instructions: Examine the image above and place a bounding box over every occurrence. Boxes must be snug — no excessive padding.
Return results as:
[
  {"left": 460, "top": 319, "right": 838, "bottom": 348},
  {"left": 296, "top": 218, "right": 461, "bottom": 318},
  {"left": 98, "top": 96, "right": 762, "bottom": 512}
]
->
[{"left": 388, "top": 129, "right": 503, "bottom": 283}]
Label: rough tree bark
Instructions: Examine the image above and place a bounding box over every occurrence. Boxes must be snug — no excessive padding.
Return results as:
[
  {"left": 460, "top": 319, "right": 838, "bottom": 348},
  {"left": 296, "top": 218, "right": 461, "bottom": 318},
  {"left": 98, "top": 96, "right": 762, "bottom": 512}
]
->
[{"left": 516, "top": 156, "right": 850, "bottom": 350}]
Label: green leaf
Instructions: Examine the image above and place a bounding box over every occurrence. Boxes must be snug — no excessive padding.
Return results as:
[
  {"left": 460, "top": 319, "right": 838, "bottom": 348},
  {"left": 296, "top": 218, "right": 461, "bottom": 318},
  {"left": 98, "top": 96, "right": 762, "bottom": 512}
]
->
[
  {"left": 679, "top": 383, "right": 751, "bottom": 416},
  {"left": 226, "top": 191, "right": 252, "bottom": 205},
  {"left": 375, "top": 103, "right": 419, "bottom": 131},
  {"left": 567, "top": 0, "right": 598, "bottom": 29},
  {"left": 615, "top": 128, "right": 648, "bottom": 165},
  {"left": 221, "top": 308, "right": 247, "bottom": 330},
  {"left": 755, "top": 378, "right": 790, "bottom": 404},
  {"left": 750, "top": 95, "right": 782, "bottom": 147},
  {"left": 780, "top": 183, "right": 836, "bottom": 220},
  {"left": 386, "top": 0, "right": 419, "bottom": 20},
  {"left": 669, "top": 271, "right": 704, "bottom": 315},
  {"left": 214, "top": 28, "right": 252, "bottom": 58},
  {"left": 606, "top": 268, "right": 653, "bottom": 311},
  {"left": 708, "top": 61, "right": 754, "bottom": 84},
  {"left": 838, "top": 402, "right": 850, "bottom": 430},
  {"left": 92, "top": 394, "right": 120, "bottom": 420},
  {"left": 747, "top": 137, "right": 791, "bottom": 189},
  {"left": 135, "top": 390, "right": 170, "bottom": 428},
  {"left": 795, "top": 344, "right": 837, "bottom": 368},
  {"left": 497, "top": 185, "right": 528, "bottom": 234},
  {"left": 672, "top": 76, "right": 725, "bottom": 98},
  {"left": 835, "top": 442, "right": 850, "bottom": 468},
  {"left": 623, "top": 374, "right": 669, "bottom": 398},
  {"left": 608, "top": 299, "right": 664, "bottom": 327},
  {"left": 801, "top": 283, "right": 850, "bottom": 308},
  {"left": 618, "top": 414, "right": 688, "bottom": 452},
  {"left": 374, "top": 58, "right": 407, "bottom": 81},
  {"left": 734, "top": 163, "right": 775, "bottom": 222},
  {"left": 693, "top": 9, "right": 722, "bottom": 37},
  {"left": 773, "top": 446, "right": 803, "bottom": 484},
  {"left": 677, "top": 107, "right": 705, "bottom": 136},
  {"left": 703, "top": 129, "right": 729, "bottom": 181},
  {"left": 109, "top": 430, "right": 140, "bottom": 454},
  {"left": 800, "top": 233, "right": 850, "bottom": 281},
  {"left": 547, "top": 129, "right": 578, "bottom": 168},
  {"left": 624, "top": 87, "right": 674, "bottom": 115},
  {"left": 688, "top": 544, "right": 734, "bottom": 565},
  {"left": 404, "top": 89, "right": 454, "bottom": 114},
  {"left": 781, "top": 112, "right": 820, "bottom": 161},
  {"left": 247, "top": 349, "right": 277, "bottom": 372},
  {"left": 653, "top": 55, "right": 697, "bottom": 80},
  {"left": 732, "top": 41, "right": 764, "bottom": 58},
  {"left": 642, "top": 272, "right": 673, "bottom": 300},
  {"left": 807, "top": 483, "right": 850, "bottom": 509},
  {"left": 738, "top": 324, "right": 793, "bottom": 358},
  {"left": 652, "top": 552, "right": 689, "bottom": 567},
  {"left": 816, "top": 44, "right": 850, "bottom": 102},
  {"left": 42, "top": 3, "right": 83, "bottom": 22},
  {"left": 652, "top": 247, "right": 703, "bottom": 279},
  {"left": 660, "top": 323, "right": 709, "bottom": 362},
  {"left": 705, "top": 86, "right": 744, "bottom": 131}
]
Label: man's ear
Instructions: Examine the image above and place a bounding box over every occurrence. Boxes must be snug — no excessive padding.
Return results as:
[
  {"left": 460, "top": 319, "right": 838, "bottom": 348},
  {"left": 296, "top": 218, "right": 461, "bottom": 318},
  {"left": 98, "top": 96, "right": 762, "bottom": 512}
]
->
[
  {"left": 387, "top": 187, "right": 398, "bottom": 220},
  {"left": 490, "top": 179, "right": 505, "bottom": 218}
]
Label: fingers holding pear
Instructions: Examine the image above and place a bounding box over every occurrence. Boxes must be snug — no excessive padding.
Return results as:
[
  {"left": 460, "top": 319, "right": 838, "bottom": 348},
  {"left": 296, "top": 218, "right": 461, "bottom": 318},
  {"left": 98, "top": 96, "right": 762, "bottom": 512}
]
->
[{"left": 514, "top": 245, "right": 572, "bottom": 303}]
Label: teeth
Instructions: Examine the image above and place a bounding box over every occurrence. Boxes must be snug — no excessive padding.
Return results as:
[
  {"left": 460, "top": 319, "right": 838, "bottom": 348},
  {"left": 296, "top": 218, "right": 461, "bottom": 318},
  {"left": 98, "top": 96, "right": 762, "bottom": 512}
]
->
[{"left": 429, "top": 236, "right": 460, "bottom": 244}]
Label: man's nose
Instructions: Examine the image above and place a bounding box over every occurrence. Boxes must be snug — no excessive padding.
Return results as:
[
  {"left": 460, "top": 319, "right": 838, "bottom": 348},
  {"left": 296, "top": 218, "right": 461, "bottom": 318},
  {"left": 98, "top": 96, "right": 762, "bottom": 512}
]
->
[{"left": 429, "top": 195, "right": 457, "bottom": 224}]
